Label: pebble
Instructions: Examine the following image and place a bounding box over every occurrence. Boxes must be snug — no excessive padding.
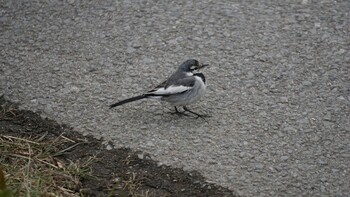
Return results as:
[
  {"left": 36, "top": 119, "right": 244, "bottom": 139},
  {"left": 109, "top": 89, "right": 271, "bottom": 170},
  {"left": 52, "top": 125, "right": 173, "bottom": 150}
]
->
[
  {"left": 301, "top": 0, "right": 308, "bottom": 5},
  {"left": 146, "top": 141, "right": 154, "bottom": 147},
  {"left": 283, "top": 126, "right": 297, "bottom": 133},
  {"left": 323, "top": 121, "right": 334, "bottom": 128},
  {"left": 318, "top": 160, "right": 328, "bottom": 165},
  {"left": 345, "top": 125, "right": 350, "bottom": 132},
  {"left": 311, "top": 136, "right": 320, "bottom": 142},
  {"left": 302, "top": 80, "right": 312, "bottom": 86},
  {"left": 281, "top": 156, "right": 289, "bottom": 161},
  {"left": 137, "top": 153, "right": 144, "bottom": 159},
  {"left": 247, "top": 71, "right": 255, "bottom": 79},
  {"left": 44, "top": 105, "right": 53, "bottom": 114},
  {"left": 279, "top": 97, "right": 289, "bottom": 103},
  {"left": 255, "top": 163, "right": 264, "bottom": 170},
  {"left": 323, "top": 112, "right": 332, "bottom": 121},
  {"left": 239, "top": 152, "right": 245, "bottom": 158},
  {"left": 106, "top": 144, "right": 113, "bottom": 150},
  {"left": 126, "top": 46, "right": 136, "bottom": 53}
]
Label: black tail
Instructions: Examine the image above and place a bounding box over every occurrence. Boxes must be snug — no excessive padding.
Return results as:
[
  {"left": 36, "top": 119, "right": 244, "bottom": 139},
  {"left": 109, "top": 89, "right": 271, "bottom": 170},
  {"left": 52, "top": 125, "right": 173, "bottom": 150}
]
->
[{"left": 110, "top": 94, "right": 148, "bottom": 108}]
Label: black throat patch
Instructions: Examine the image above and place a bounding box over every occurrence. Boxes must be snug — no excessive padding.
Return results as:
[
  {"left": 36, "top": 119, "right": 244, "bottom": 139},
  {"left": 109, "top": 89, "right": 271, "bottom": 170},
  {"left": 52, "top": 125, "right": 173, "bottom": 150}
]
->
[{"left": 193, "top": 73, "right": 205, "bottom": 84}]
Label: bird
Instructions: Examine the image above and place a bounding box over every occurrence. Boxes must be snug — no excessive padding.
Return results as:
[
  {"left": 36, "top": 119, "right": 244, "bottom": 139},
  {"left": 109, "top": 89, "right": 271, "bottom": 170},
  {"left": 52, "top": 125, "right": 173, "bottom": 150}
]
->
[{"left": 110, "top": 59, "right": 209, "bottom": 117}]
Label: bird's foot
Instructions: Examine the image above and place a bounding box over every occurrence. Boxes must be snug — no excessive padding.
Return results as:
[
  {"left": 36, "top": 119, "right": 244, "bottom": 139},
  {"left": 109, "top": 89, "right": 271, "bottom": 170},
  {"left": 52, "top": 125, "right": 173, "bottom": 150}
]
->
[{"left": 183, "top": 106, "right": 211, "bottom": 119}]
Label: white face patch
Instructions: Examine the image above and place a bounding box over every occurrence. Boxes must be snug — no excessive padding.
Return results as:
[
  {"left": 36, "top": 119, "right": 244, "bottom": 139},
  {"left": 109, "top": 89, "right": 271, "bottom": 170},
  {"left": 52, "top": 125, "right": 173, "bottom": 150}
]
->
[{"left": 186, "top": 72, "right": 193, "bottom": 76}]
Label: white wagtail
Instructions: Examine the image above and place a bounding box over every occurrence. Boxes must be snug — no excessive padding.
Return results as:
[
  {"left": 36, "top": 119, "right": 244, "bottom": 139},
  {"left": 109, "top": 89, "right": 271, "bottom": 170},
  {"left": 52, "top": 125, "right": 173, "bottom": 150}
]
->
[{"left": 110, "top": 59, "right": 209, "bottom": 117}]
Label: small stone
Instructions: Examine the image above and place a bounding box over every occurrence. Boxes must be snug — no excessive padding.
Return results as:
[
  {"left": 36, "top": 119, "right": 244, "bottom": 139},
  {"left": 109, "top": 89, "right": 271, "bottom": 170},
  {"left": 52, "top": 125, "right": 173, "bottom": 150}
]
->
[
  {"left": 332, "top": 169, "right": 339, "bottom": 173},
  {"left": 281, "top": 156, "right": 289, "bottom": 161},
  {"left": 131, "top": 40, "right": 141, "bottom": 48},
  {"left": 223, "top": 31, "right": 230, "bottom": 37},
  {"left": 318, "top": 160, "right": 327, "bottom": 165},
  {"left": 345, "top": 124, "right": 350, "bottom": 132},
  {"left": 283, "top": 126, "right": 297, "bottom": 132},
  {"left": 146, "top": 141, "right": 154, "bottom": 146},
  {"left": 259, "top": 111, "right": 267, "bottom": 117},
  {"left": 167, "top": 39, "right": 178, "bottom": 45},
  {"left": 323, "top": 112, "right": 332, "bottom": 121},
  {"left": 336, "top": 49, "right": 346, "bottom": 55},
  {"left": 323, "top": 121, "right": 334, "bottom": 128},
  {"left": 137, "top": 153, "right": 144, "bottom": 159},
  {"left": 279, "top": 97, "right": 289, "bottom": 103},
  {"left": 153, "top": 115, "right": 162, "bottom": 120},
  {"left": 337, "top": 96, "right": 346, "bottom": 101},
  {"left": 247, "top": 71, "right": 255, "bottom": 79},
  {"left": 70, "top": 86, "right": 80, "bottom": 93},
  {"left": 311, "top": 136, "right": 320, "bottom": 142},
  {"left": 302, "top": 80, "right": 312, "bottom": 86},
  {"left": 106, "top": 7, "right": 116, "bottom": 11},
  {"left": 106, "top": 144, "right": 113, "bottom": 150},
  {"left": 140, "top": 125, "right": 148, "bottom": 130},
  {"left": 44, "top": 105, "right": 53, "bottom": 114},
  {"left": 40, "top": 114, "right": 48, "bottom": 119},
  {"left": 193, "top": 37, "right": 202, "bottom": 41},
  {"left": 239, "top": 152, "right": 245, "bottom": 158},
  {"left": 126, "top": 46, "right": 136, "bottom": 53},
  {"left": 246, "top": 153, "right": 254, "bottom": 159},
  {"left": 161, "top": 140, "right": 171, "bottom": 146},
  {"left": 298, "top": 117, "right": 309, "bottom": 124},
  {"left": 277, "top": 131, "right": 285, "bottom": 137},
  {"left": 207, "top": 30, "right": 215, "bottom": 36},
  {"left": 67, "top": 0, "right": 75, "bottom": 4},
  {"left": 255, "top": 163, "right": 264, "bottom": 170}
]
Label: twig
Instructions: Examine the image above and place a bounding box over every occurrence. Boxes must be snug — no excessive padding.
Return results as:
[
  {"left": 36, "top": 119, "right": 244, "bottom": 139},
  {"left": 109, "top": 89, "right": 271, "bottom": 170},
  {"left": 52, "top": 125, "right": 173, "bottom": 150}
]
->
[
  {"left": 60, "top": 135, "right": 76, "bottom": 143},
  {"left": 2, "top": 135, "right": 40, "bottom": 145},
  {"left": 36, "top": 158, "right": 59, "bottom": 169},
  {"left": 53, "top": 142, "right": 83, "bottom": 156}
]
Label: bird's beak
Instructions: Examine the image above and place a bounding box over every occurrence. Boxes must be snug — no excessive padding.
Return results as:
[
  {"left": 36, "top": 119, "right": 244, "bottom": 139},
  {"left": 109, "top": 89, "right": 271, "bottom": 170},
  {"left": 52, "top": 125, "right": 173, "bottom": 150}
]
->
[{"left": 194, "top": 63, "right": 209, "bottom": 70}]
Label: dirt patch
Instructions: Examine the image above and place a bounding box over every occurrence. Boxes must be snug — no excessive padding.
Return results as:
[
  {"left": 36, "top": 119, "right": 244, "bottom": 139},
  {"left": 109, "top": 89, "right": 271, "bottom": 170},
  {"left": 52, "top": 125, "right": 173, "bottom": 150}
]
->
[{"left": 0, "top": 97, "right": 238, "bottom": 197}]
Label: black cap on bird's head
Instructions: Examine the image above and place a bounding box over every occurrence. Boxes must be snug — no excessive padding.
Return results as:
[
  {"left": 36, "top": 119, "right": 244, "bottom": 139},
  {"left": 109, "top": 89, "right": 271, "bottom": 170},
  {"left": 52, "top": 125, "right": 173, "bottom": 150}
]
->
[{"left": 178, "top": 59, "right": 209, "bottom": 72}]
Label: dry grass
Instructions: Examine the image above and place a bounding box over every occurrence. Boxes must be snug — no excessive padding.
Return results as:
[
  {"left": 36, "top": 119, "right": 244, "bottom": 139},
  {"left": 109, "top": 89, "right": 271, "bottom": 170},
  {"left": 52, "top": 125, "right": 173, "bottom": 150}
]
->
[
  {"left": 0, "top": 101, "right": 87, "bottom": 196},
  {"left": 108, "top": 171, "right": 153, "bottom": 197},
  {"left": 0, "top": 102, "right": 152, "bottom": 197},
  {"left": 0, "top": 132, "right": 94, "bottom": 197}
]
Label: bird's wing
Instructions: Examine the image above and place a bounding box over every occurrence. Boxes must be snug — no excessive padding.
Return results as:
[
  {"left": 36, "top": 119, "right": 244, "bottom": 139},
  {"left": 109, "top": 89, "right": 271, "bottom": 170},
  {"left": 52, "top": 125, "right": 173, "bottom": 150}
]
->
[{"left": 147, "top": 77, "right": 195, "bottom": 96}]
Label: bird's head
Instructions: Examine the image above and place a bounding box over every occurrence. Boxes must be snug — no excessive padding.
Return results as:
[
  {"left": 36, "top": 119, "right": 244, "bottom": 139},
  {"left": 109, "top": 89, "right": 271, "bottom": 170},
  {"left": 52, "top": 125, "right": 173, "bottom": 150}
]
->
[{"left": 178, "top": 59, "right": 209, "bottom": 72}]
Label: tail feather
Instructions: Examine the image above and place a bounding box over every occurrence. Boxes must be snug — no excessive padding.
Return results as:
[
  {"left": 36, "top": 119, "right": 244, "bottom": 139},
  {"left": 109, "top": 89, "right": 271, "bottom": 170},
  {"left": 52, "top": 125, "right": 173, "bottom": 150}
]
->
[{"left": 110, "top": 94, "right": 148, "bottom": 108}]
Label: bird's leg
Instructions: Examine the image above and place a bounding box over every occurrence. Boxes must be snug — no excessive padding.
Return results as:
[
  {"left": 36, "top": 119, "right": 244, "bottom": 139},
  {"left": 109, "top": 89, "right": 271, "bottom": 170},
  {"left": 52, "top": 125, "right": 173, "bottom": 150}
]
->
[{"left": 183, "top": 106, "right": 210, "bottom": 118}]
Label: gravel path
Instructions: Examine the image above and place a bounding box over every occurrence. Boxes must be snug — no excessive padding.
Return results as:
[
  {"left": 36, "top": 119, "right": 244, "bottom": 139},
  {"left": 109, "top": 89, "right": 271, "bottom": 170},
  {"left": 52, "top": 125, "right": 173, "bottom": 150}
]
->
[{"left": 1, "top": 0, "right": 349, "bottom": 196}]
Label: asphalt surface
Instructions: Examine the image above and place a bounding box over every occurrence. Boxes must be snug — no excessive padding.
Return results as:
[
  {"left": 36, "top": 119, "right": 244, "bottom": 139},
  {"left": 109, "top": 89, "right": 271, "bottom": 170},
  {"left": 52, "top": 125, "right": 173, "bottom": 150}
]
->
[{"left": 1, "top": 0, "right": 349, "bottom": 196}]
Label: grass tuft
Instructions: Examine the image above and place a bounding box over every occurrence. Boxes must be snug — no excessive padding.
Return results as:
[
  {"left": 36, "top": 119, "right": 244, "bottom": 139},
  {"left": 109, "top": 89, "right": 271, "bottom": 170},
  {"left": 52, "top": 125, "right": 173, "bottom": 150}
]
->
[{"left": 0, "top": 133, "right": 94, "bottom": 197}]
